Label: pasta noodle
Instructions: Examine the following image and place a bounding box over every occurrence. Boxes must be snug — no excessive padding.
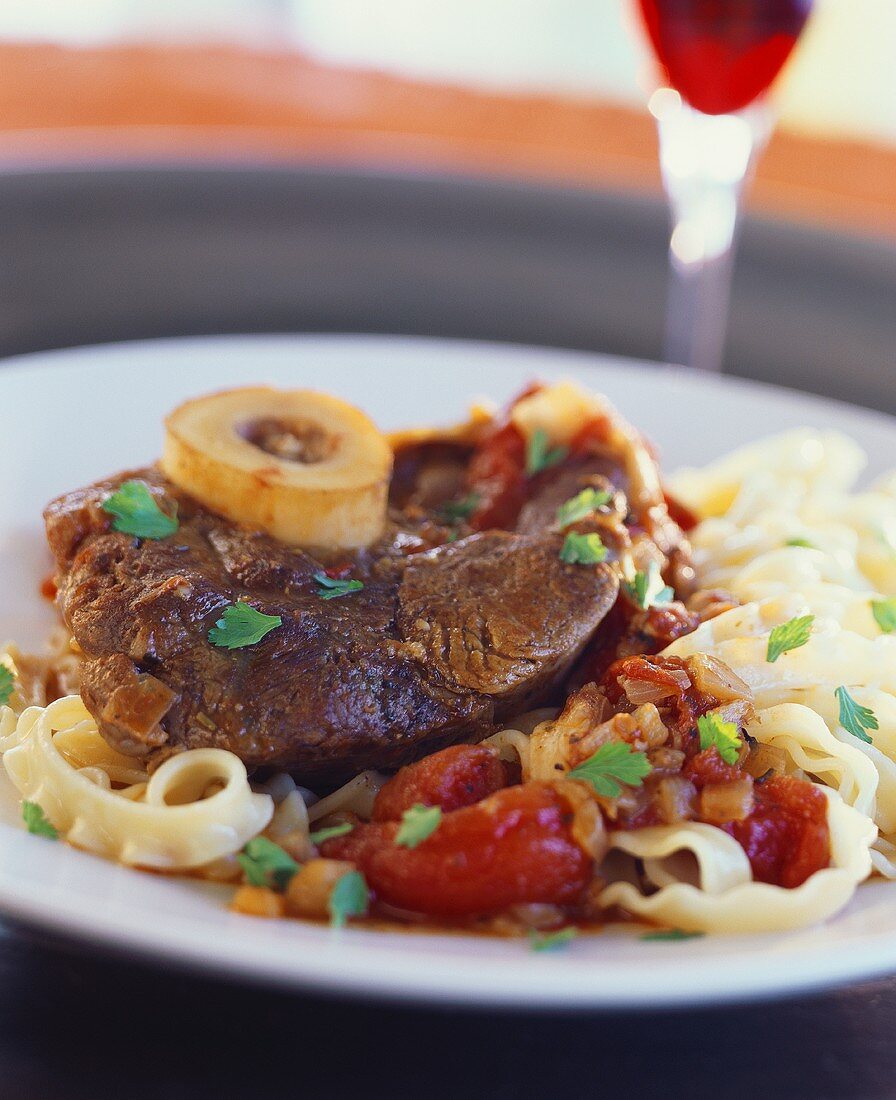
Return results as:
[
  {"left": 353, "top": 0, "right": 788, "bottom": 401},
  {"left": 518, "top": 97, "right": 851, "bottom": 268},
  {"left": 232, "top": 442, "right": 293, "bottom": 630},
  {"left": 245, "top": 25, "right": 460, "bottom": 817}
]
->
[
  {"left": 666, "top": 428, "right": 896, "bottom": 881},
  {"left": 1, "top": 696, "right": 272, "bottom": 869},
  {"left": 599, "top": 788, "right": 875, "bottom": 933}
]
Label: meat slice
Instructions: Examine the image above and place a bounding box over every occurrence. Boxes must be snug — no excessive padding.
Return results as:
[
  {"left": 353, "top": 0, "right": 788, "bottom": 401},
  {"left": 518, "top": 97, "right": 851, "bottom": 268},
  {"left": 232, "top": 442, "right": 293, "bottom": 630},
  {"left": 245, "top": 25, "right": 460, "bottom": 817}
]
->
[
  {"left": 45, "top": 469, "right": 618, "bottom": 783},
  {"left": 398, "top": 531, "right": 616, "bottom": 710}
]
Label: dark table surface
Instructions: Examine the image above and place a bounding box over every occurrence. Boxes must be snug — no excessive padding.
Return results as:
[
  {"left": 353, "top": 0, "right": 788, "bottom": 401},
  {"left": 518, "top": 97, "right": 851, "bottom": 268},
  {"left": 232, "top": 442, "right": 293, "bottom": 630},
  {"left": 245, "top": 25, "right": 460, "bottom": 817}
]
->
[
  {"left": 3, "top": 165, "right": 896, "bottom": 1099},
  {"left": 1, "top": 918, "right": 893, "bottom": 1099}
]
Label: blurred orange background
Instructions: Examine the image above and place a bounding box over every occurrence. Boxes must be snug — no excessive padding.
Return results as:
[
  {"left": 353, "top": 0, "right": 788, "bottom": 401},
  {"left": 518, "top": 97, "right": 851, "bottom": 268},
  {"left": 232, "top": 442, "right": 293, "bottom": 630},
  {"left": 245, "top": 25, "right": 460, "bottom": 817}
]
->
[{"left": 1, "top": 1, "right": 894, "bottom": 238}]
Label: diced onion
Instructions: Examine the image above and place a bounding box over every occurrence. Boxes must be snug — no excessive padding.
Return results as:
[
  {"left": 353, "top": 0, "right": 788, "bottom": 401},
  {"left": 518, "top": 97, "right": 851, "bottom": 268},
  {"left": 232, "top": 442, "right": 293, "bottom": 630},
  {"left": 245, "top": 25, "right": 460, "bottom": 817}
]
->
[
  {"left": 698, "top": 779, "right": 755, "bottom": 824},
  {"left": 687, "top": 654, "right": 753, "bottom": 703}
]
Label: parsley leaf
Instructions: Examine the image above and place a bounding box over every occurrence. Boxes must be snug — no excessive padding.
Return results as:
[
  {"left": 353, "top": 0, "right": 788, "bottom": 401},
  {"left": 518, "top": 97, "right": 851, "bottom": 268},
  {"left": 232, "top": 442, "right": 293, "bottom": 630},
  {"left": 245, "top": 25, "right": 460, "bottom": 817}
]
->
[
  {"left": 309, "top": 822, "right": 354, "bottom": 846},
  {"left": 697, "top": 712, "right": 742, "bottom": 765},
  {"left": 556, "top": 487, "right": 611, "bottom": 528},
  {"left": 313, "top": 572, "right": 364, "bottom": 600},
  {"left": 785, "top": 537, "right": 816, "bottom": 549},
  {"left": 567, "top": 741, "right": 651, "bottom": 799},
  {"left": 22, "top": 801, "right": 57, "bottom": 839},
  {"left": 623, "top": 562, "right": 674, "bottom": 610},
  {"left": 526, "top": 429, "right": 568, "bottom": 476},
  {"left": 766, "top": 614, "right": 814, "bottom": 663},
  {"left": 237, "top": 836, "right": 299, "bottom": 891},
  {"left": 208, "top": 603, "right": 282, "bottom": 649},
  {"left": 439, "top": 493, "right": 481, "bottom": 524},
  {"left": 560, "top": 532, "right": 608, "bottom": 565},
  {"left": 102, "top": 480, "right": 179, "bottom": 539},
  {"left": 529, "top": 927, "right": 577, "bottom": 952},
  {"left": 329, "top": 869, "right": 369, "bottom": 928},
  {"left": 871, "top": 598, "right": 896, "bottom": 634},
  {"left": 640, "top": 929, "right": 704, "bottom": 942},
  {"left": 0, "top": 666, "right": 14, "bottom": 708},
  {"left": 395, "top": 803, "right": 442, "bottom": 849},
  {"left": 835, "top": 686, "right": 878, "bottom": 744}
]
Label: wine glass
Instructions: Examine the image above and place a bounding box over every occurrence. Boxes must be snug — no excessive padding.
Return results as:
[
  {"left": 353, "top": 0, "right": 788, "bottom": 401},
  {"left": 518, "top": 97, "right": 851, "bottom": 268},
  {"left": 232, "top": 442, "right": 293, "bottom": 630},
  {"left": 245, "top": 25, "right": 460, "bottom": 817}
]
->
[{"left": 634, "top": 0, "right": 815, "bottom": 372}]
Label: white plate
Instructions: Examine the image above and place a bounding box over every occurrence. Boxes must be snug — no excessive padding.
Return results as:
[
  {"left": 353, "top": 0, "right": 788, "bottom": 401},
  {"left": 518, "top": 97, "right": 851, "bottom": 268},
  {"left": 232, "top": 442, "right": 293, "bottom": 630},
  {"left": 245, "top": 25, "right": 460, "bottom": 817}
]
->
[{"left": 3, "top": 333, "right": 896, "bottom": 1010}]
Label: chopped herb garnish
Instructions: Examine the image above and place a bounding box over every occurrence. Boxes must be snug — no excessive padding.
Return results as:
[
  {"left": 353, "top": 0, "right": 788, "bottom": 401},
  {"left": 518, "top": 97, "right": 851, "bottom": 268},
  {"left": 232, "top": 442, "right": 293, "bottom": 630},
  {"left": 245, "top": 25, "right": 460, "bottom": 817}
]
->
[
  {"left": 22, "top": 801, "right": 57, "bottom": 840},
  {"left": 835, "top": 686, "right": 878, "bottom": 745},
  {"left": 313, "top": 572, "right": 364, "bottom": 600},
  {"left": 329, "top": 869, "right": 369, "bottom": 928},
  {"left": 871, "top": 598, "right": 896, "bottom": 634},
  {"left": 623, "top": 562, "right": 674, "bottom": 610},
  {"left": 556, "top": 487, "right": 611, "bottom": 528},
  {"left": 526, "top": 429, "right": 568, "bottom": 476},
  {"left": 567, "top": 741, "right": 651, "bottom": 799},
  {"left": 237, "top": 836, "right": 299, "bottom": 891},
  {"left": 560, "top": 531, "right": 608, "bottom": 565},
  {"left": 0, "top": 666, "right": 14, "bottom": 708},
  {"left": 208, "top": 603, "right": 282, "bottom": 649},
  {"left": 785, "top": 537, "right": 816, "bottom": 549},
  {"left": 529, "top": 927, "right": 577, "bottom": 953},
  {"left": 766, "top": 614, "right": 814, "bottom": 663},
  {"left": 697, "top": 712, "right": 742, "bottom": 765},
  {"left": 395, "top": 803, "right": 442, "bottom": 849},
  {"left": 439, "top": 493, "right": 481, "bottom": 524},
  {"left": 640, "top": 929, "right": 704, "bottom": 942},
  {"left": 102, "top": 480, "right": 179, "bottom": 539},
  {"left": 309, "top": 822, "right": 354, "bottom": 846}
]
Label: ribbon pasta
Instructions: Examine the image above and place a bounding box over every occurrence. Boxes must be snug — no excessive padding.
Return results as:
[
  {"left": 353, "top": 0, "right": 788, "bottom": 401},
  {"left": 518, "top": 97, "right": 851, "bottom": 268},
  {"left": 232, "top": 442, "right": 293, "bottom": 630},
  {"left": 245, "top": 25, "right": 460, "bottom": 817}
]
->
[
  {"left": 599, "top": 789, "right": 875, "bottom": 933},
  {"left": 1, "top": 696, "right": 272, "bottom": 869}
]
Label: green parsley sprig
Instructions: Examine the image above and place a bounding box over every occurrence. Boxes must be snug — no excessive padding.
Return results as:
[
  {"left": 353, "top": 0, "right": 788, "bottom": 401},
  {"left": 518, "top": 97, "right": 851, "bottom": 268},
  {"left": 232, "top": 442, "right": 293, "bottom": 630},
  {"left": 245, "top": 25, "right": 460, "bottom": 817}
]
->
[
  {"left": 529, "top": 927, "right": 577, "bottom": 953},
  {"left": 209, "top": 603, "right": 282, "bottom": 649},
  {"left": 785, "top": 537, "right": 816, "bottom": 549},
  {"left": 697, "top": 712, "right": 741, "bottom": 765},
  {"left": 526, "top": 429, "right": 568, "bottom": 476},
  {"left": 623, "top": 562, "right": 674, "bottom": 610},
  {"left": 0, "top": 665, "right": 14, "bottom": 708},
  {"left": 640, "top": 929, "right": 704, "bottom": 942},
  {"left": 766, "top": 614, "right": 814, "bottom": 663},
  {"left": 871, "top": 597, "right": 896, "bottom": 634},
  {"left": 567, "top": 741, "right": 651, "bottom": 799},
  {"left": 329, "top": 870, "right": 370, "bottom": 928},
  {"left": 560, "top": 531, "right": 607, "bottom": 565},
  {"left": 237, "top": 836, "right": 299, "bottom": 891},
  {"left": 22, "top": 801, "right": 58, "bottom": 839},
  {"left": 313, "top": 572, "right": 364, "bottom": 600},
  {"left": 309, "top": 822, "right": 354, "bottom": 846},
  {"left": 395, "top": 803, "right": 442, "bottom": 849},
  {"left": 102, "top": 480, "right": 179, "bottom": 539},
  {"left": 835, "top": 686, "right": 878, "bottom": 744},
  {"left": 556, "top": 488, "right": 611, "bottom": 528}
]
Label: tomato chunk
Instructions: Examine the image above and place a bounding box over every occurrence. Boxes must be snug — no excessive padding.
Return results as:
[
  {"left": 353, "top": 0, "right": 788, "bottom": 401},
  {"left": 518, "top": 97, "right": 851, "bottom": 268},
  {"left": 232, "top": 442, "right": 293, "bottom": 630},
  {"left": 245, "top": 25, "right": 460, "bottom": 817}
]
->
[
  {"left": 725, "top": 775, "right": 829, "bottom": 888},
  {"left": 323, "top": 782, "right": 593, "bottom": 917},
  {"left": 466, "top": 422, "right": 528, "bottom": 530},
  {"left": 373, "top": 744, "right": 508, "bottom": 822}
]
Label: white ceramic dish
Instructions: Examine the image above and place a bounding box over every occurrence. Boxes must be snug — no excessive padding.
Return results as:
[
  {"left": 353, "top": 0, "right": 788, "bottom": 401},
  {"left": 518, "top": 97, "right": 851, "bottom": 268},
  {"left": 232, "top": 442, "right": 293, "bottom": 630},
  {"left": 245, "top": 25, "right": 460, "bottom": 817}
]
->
[{"left": 2, "top": 333, "right": 896, "bottom": 1010}]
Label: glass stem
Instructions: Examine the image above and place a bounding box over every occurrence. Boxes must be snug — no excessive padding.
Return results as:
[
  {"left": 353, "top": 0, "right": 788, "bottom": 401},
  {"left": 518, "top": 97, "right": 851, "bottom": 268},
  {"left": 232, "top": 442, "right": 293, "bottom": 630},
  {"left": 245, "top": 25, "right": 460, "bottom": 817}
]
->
[{"left": 654, "top": 95, "right": 770, "bottom": 373}]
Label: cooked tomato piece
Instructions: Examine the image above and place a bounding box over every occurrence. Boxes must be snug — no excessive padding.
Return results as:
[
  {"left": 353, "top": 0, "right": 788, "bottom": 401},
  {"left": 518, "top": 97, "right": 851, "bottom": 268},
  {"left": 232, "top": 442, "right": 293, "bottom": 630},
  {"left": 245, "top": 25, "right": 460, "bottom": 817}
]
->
[
  {"left": 724, "top": 775, "right": 829, "bottom": 888},
  {"left": 684, "top": 747, "right": 744, "bottom": 787},
  {"left": 663, "top": 490, "right": 699, "bottom": 532},
  {"left": 323, "top": 782, "right": 593, "bottom": 917},
  {"left": 466, "top": 422, "right": 528, "bottom": 530},
  {"left": 372, "top": 744, "right": 508, "bottom": 821}
]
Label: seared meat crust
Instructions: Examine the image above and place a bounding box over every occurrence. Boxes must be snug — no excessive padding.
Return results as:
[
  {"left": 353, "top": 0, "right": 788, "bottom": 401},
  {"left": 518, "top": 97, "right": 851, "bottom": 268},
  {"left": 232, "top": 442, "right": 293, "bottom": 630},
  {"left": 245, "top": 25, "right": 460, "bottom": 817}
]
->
[{"left": 46, "top": 468, "right": 618, "bottom": 782}]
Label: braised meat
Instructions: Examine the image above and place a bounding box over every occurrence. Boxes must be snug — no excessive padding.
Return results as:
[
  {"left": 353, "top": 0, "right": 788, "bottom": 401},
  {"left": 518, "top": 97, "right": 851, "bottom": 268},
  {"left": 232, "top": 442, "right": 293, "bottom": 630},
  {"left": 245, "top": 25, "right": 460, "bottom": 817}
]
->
[{"left": 45, "top": 469, "right": 618, "bottom": 782}]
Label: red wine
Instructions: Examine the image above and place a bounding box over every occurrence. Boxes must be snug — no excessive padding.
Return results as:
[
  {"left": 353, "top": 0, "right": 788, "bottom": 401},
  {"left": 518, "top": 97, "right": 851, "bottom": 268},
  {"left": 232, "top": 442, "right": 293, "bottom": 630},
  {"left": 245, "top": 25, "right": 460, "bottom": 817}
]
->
[{"left": 637, "top": 0, "right": 814, "bottom": 115}]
